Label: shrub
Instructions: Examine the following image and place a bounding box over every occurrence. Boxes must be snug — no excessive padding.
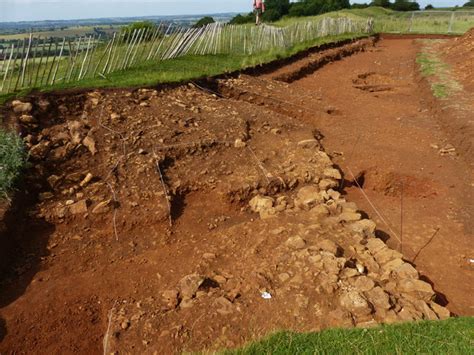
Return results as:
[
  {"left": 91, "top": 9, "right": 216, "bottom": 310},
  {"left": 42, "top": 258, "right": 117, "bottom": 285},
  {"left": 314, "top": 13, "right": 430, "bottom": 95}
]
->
[
  {"left": 194, "top": 16, "right": 215, "bottom": 28},
  {"left": 0, "top": 129, "right": 26, "bottom": 198},
  {"left": 229, "top": 13, "right": 254, "bottom": 25}
]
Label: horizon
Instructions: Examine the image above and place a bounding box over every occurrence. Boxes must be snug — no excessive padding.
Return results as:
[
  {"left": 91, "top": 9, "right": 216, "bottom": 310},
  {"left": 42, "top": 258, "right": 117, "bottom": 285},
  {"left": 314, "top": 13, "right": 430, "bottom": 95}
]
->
[{"left": 0, "top": 0, "right": 469, "bottom": 23}]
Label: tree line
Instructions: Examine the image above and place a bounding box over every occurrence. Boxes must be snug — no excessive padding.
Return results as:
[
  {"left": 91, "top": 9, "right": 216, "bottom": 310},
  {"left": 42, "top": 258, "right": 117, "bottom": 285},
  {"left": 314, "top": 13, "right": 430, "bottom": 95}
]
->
[{"left": 229, "top": 0, "right": 474, "bottom": 25}]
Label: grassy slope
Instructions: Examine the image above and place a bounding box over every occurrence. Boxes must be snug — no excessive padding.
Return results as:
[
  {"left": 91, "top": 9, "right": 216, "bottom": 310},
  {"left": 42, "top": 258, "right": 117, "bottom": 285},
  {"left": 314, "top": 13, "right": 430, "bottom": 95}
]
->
[
  {"left": 0, "top": 32, "right": 366, "bottom": 105},
  {"left": 277, "top": 7, "right": 474, "bottom": 34},
  {"left": 228, "top": 318, "right": 474, "bottom": 355}
]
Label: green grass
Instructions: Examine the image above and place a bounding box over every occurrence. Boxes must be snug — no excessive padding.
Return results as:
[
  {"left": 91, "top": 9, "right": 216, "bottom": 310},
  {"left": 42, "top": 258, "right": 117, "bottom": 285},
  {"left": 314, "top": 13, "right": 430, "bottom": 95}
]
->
[
  {"left": 432, "top": 83, "right": 448, "bottom": 98},
  {"left": 227, "top": 318, "right": 474, "bottom": 354},
  {"left": 0, "top": 128, "right": 26, "bottom": 198},
  {"left": 0, "top": 32, "right": 366, "bottom": 105},
  {"left": 276, "top": 7, "right": 474, "bottom": 34},
  {"left": 416, "top": 39, "right": 462, "bottom": 99}
]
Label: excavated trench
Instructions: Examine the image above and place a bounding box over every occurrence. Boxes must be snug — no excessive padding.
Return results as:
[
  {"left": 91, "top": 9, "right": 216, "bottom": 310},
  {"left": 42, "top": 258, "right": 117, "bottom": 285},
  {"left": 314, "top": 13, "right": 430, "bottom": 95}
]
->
[{"left": 0, "top": 36, "right": 471, "bottom": 354}]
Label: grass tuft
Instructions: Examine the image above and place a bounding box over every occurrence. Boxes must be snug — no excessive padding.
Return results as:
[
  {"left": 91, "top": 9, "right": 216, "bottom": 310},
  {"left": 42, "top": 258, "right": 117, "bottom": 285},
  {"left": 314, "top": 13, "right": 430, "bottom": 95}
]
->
[{"left": 0, "top": 128, "right": 26, "bottom": 198}]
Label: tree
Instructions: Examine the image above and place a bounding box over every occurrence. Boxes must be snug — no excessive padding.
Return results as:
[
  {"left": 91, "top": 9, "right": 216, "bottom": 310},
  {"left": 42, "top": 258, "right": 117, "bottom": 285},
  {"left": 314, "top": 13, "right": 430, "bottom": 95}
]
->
[
  {"left": 193, "top": 16, "right": 215, "bottom": 28},
  {"left": 392, "top": 0, "right": 420, "bottom": 11},
  {"left": 463, "top": 0, "right": 474, "bottom": 7},
  {"left": 425, "top": 4, "right": 434, "bottom": 9},
  {"left": 370, "top": 0, "right": 391, "bottom": 7},
  {"left": 351, "top": 3, "right": 370, "bottom": 8},
  {"left": 288, "top": 0, "right": 351, "bottom": 17},
  {"left": 264, "top": 0, "right": 291, "bottom": 21},
  {"left": 229, "top": 13, "right": 254, "bottom": 24}
]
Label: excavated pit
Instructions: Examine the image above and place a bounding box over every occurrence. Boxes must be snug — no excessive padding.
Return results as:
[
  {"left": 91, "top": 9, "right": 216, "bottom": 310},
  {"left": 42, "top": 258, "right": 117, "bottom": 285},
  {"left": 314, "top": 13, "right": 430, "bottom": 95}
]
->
[{"left": 0, "top": 38, "right": 463, "bottom": 354}]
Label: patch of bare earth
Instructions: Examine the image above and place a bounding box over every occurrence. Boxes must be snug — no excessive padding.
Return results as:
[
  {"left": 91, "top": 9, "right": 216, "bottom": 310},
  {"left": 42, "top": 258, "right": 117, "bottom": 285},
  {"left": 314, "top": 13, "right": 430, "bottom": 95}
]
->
[{"left": 0, "top": 38, "right": 466, "bottom": 354}]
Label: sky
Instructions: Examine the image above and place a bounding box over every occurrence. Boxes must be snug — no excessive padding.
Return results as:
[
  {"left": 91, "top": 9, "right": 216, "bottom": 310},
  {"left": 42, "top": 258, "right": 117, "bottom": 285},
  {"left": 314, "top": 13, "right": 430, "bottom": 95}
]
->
[{"left": 0, "top": 0, "right": 468, "bottom": 23}]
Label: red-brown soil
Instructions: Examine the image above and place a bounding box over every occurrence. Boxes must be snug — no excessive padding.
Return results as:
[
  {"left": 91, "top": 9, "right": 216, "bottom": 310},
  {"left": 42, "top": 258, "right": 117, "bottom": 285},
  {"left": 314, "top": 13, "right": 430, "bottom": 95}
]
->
[
  {"left": 443, "top": 28, "right": 474, "bottom": 91},
  {"left": 0, "top": 37, "right": 472, "bottom": 354}
]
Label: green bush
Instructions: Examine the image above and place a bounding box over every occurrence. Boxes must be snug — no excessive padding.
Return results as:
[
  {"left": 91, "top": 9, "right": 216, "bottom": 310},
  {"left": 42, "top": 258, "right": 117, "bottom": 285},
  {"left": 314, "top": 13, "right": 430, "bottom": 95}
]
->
[
  {"left": 194, "top": 16, "right": 215, "bottom": 28},
  {"left": 288, "top": 0, "right": 351, "bottom": 18},
  {"left": 229, "top": 13, "right": 254, "bottom": 25},
  {"left": 0, "top": 129, "right": 26, "bottom": 197}
]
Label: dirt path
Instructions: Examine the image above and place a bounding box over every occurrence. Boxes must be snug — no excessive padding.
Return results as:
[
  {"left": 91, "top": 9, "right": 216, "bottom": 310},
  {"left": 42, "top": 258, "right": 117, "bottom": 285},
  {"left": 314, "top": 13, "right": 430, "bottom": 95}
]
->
[{"left": 279, "top": 38, "right": 474, "bottom": 315}]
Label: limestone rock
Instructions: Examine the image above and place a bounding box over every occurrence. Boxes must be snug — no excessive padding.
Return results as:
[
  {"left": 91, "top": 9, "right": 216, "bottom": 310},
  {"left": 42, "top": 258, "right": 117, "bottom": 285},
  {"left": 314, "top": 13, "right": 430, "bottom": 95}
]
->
[
  {"left": 30, "top": 141, "right": 50, "bottom": 160},
  {"left": 294, "top": 185, "right": 322, "bottom": 211},
  {"left": 327, "top": 309, "right": 354, "bottom": 328},
  {"left": 161, "top": 290, "right": 179, "bottom": 310},
  {"left": 322, "top": 255, "right": 343, "bottom": 274},
  {"left": 339, "top": 290, "right": 372, "bottom": 317},
  {"left": 389, "top": 262, "right": 418, "bottom": 280},
  {"left": 68, "top": 121, "right": 86, "bottom": 145},
  {"left": 398, "top": 305, "right": 423, "bottom": 321},
  {"left": 234, "top": 138, "right": 246, "bottom": 148},
  {"left": 319, "top": 178, "right": 338, "bottom": 190},
  {"left": 314, "top": 239, "right": 340, "bottom": 256},
  {"left": 366, "top": 238, "right": 386, "bottom": 254},
  {"left": 398, "top": 279, "right": 435, "bottom": 301},
  {"left": 80, "top": 173, "right": 93, "bottom": 187},
  {"left": 83, "top": 135, "right": 97, "bottom": 155},
  {"left": 297, "top": 139, "right": 320, "bottom": 149},
  {"left": 412, "top": 300, "right": 438, "bottom": 320},
  {"left": 19, "top": 114, "right": 36, "bottom": 124},
  {"left": 373, "top": 248, "right": 403, "bottom": 265},
  {"left": 338, "top": 211, "right": 362, "bottom": 223},
  {"left": 323, "top": 168, "right": 342, "bottom": 180},
  {"left": 429, "top": 302, "right": 450, "bottom": 320},
  {"left": 285, "top": 236, "right": 306, "bottom": 250},
  {"left": 309, "top": 204, "right": 329, "bottom": 219},
  {"left": 352, "top": 276, "right": 375, "bottom": 292},
  {"left": 347, "top": 219, "right": 376, "bottom": 235},
  {"left": 12, "top": 100, "right": 33, "bottom": 113},
  {"left": 365, "top": 286, "right": 391, "bottom": 311},
  {"left": 92, "top": 200, "right": 112, "bottom": 214},
  {"left": 68, "top": 199, "right": 89, "bottom": 215},
  {"left": 214, "top": 296, "right": 234, "bottom": 315},
  {"left": 249, "top": 195, "right": 275, "bottom": 218},
  {"left": 178, "top": 274, "right": 204, "bottom": 300}
]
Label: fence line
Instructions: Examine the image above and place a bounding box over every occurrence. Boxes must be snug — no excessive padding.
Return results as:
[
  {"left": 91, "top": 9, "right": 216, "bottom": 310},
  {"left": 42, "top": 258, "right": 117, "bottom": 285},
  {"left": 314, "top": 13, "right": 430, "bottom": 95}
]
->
[{"left": 0, "top": 16, "right": 372, "bottom": 94}]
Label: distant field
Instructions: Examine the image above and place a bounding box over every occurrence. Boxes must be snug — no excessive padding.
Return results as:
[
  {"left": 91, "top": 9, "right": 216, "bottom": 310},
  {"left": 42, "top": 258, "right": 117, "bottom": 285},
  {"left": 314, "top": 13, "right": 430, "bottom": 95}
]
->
[
  {"left": 0, "top": 25, "right": 118, "bottom": 40},
  {"left": 276, "top": 7, "right": 474, "bottom": 34}
]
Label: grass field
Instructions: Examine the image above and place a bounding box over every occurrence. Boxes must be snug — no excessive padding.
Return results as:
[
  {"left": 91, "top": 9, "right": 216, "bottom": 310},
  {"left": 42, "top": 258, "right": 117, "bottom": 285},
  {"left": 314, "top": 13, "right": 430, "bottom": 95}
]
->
[
  {"left": 229, "top": 318, "right": 474, "bottom": 354},
  {"left": 276, "top": 7, "right": 474, "bottom": 34},
  {"left": 416, "top": 39, "right": 462, "bottom": 99},
  {"left": 0, "top": 31, "right": 368, "bottom": 105},
  {"left": 0, "top": 25, "right": 118, "bottom": 40}
]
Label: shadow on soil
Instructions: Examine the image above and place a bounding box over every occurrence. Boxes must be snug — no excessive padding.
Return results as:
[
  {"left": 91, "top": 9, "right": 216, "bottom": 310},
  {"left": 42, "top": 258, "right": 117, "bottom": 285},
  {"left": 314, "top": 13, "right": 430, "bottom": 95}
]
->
[
  {"left": 0, "top": 316, "right": 6, "bottom": 342},
  {"left": 0, "top": 189, "right": 52, "bottom": 309}
]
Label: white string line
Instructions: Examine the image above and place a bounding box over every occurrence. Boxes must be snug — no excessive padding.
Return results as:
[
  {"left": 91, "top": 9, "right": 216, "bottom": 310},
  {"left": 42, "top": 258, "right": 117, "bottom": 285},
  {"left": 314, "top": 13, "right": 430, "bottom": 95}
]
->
[
  {"left": 102, "top": 300, "right": 117, "bottom": 355},
  {"left": 346, "top": 165, "right": 402, "bottom": 244},
  {"left": 191, "top": 80, "right": 403, "bottom": 244},
  {"left": 246, "top": 146, "right": 272, "bottom": 184},
  {"left": 98, "top": 108, "right": 127, "bottom": 241}
]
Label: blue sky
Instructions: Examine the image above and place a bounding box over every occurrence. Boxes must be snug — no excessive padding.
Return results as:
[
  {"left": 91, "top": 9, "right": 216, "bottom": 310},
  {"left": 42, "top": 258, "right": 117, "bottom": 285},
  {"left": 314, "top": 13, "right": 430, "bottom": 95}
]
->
[{"left": 0, "top": 0, "right": 467, "bottom": 22}]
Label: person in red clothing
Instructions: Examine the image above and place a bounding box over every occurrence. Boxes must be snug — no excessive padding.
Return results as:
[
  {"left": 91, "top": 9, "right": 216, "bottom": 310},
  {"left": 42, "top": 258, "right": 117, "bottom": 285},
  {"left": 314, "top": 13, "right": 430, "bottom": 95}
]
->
[{"left": 253, "top": 0, "right": 265, "bottom": 25}]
